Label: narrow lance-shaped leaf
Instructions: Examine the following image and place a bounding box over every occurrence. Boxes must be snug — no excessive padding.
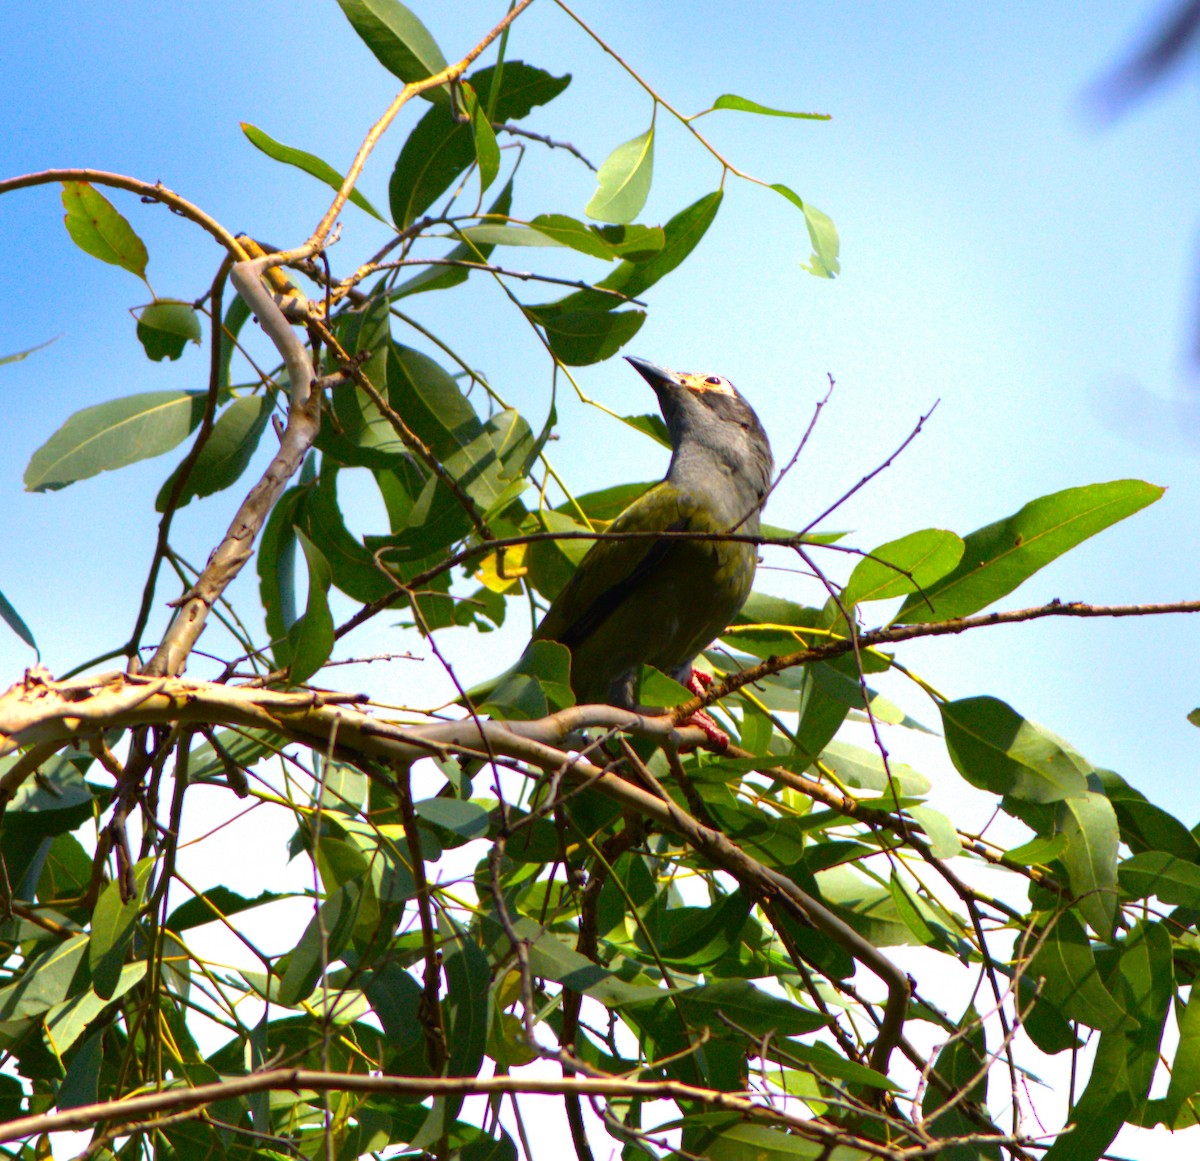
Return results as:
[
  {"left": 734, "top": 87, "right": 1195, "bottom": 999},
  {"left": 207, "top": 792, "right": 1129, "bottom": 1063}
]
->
[
  {"left": 710, "top": 93, "right": 832, "bottom": 119},
  {"left": 61, "top": 182, "right": 148, "bottom": 279},
  {"left": 585, "top": 125, "right": 655, "bottom": 225},
  {"left": 0, "top": 337, "right": 58, "bottom": 366},
  {"left": 895, "top": 479, "right": 1165, "bottom": 624},
  {"left": 241, "top": 123, "right": 385, "bottom": 221},
  {"left": 0, "top": 589, "right": 37, "bottom": 655},
  {"left": 25, "top": 391, "right": 208, "bottom": 492},
  {"left": 288, "top": 528, "right": 335, "bottom": 685},
  {"left": 463, "top": 83, "right": 500, "bottom": 194},
  {"left": 1058, "top": 790, "right": 1119, "bottom": 939},
  {"left": 770, "top": 183, "right": 840, "bottom": 277}
]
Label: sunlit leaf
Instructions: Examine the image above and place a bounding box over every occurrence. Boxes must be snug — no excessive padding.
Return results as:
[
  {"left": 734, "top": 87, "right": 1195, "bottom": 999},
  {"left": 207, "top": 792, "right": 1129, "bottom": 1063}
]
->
[
  {"left": 463, "top": 82, "right": 500, "bottom": 193},
  {"left": 1059, "top": 791, "right": 1119, "bottom": 938},
  {"left": 335, "top": 0, "right": 448, "bottom": 95},
  {"left": 61, "top": 181, "right": 148, "bottom": 278},
  {"left": 769, "top": 183, "right": 840, "bottom": 277},
  {"left": 841, "top": 528, "right": 964, "bottom": 607},
  {"left": 711, "top": 93, "right": 832, "bottom": 120},
  {"left": 895, "top": 479, "right": 1164, "bottom": 624},
  {"left": 585, "top": 125, "right": 654, "bottom": 225}
]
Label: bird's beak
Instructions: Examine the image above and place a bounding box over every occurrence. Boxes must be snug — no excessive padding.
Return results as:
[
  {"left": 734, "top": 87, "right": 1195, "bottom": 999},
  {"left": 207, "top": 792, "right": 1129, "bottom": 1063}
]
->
[{"left": 624, "top": 355, "right": 678, "bottom": 393}]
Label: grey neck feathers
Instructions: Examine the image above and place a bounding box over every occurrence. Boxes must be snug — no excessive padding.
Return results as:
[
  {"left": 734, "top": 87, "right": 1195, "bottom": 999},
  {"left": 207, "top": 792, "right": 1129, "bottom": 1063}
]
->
[{"left": 667, "top": 438, "right": 773, "bottom": 531}]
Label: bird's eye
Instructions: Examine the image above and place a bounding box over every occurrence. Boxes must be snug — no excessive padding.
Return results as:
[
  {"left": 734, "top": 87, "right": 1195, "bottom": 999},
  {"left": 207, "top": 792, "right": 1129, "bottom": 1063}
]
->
[{"left": 705, "top": 376, "right": 722, "bottom": 385}]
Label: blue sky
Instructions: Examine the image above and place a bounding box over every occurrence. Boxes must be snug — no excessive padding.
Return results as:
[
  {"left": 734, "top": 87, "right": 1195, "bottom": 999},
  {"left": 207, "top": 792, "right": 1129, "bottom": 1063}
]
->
[
  {"left": 5, "top": 0, "right": 1200, "bottom": 1150},
  {"left": 4, "top": 2, "right": 1198, "bottom": 779}
]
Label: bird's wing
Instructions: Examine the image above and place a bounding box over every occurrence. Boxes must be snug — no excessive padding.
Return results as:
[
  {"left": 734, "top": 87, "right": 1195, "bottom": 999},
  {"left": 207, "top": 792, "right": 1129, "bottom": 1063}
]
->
[{"left": 534, "top": 482, "right": 689, "bottom": 650}]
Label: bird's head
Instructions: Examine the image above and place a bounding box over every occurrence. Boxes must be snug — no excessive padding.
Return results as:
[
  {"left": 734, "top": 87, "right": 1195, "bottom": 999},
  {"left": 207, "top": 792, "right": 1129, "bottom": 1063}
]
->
[{"left": 624, "top": 355, "right": 774, "bottom": 504}]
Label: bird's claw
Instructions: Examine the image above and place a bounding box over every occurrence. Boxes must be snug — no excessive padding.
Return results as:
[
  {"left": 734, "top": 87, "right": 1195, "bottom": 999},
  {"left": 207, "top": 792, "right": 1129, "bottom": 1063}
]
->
[{"left": 682, "top": 670, "right": 727, "bottom": 748}]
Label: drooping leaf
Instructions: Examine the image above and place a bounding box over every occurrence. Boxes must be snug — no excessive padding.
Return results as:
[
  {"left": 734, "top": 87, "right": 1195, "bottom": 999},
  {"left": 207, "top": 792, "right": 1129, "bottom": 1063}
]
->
[
  {"left": 136, "top": 301, "right": 202, "bottom": 362},
  {"left": 585, "top": 126, "right": 655, "bottom": 225},
  {"left": 241, "top": 122, "right": 385, "bottom": 221},
  {"left": 61, "top": 182, "right": 148, "bottom": 278},
  {"left": 895, "top": 480, "right": 1164, "bottom": 624},
  {"left": 277, "top": 881, "right": 362, "bottom": 1006},
  {"left": 1029, "top": 909, "right": 1134, "bottom": 1033},
  {"left": 287, "top": 528, "right": 335, "bottom": 685},
  {"left": 463, "top": 83, "right": 500, "bottom": 194},
  {"left": 1058, "top": 791, "right": 1119, "bottom": 938},
  {"left": 0, "top": 588, "right": 37, "bottom": 654},
  {"left": 89, "top": 859, "right": 153, "bottom": 1000},
  {"left": 24, "top": 390, "right": 208, "bottom": 491},
  {"left": 335, "top": 0, "right": 448, "bottom": 94},
  {"left": 1041, "top": 922, "right": 1171, "bottom": 1161},
  {"left": 710, "top": 93, "right": 832, "bottom": 120},
  {"left": 769, "top": 184, "right": 840, "bottom": 277},
  {"left": 156, "top": 392, "right": 274, "bottom": 511},
  {"left": 940, "top": 696, "right": 1090, "bottom": 803},
  {"left": 415, "top": 797, "right": 490, "bottom": 841}
]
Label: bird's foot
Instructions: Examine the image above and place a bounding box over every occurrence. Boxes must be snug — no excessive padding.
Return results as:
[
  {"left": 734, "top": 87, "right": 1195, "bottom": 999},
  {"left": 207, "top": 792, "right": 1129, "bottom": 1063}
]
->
[
  {"left": 681, "top": 671, "right": 727, "bottom": 749},
  {"left": 681, "top": 708, "right": 729, "bottom": 751}
]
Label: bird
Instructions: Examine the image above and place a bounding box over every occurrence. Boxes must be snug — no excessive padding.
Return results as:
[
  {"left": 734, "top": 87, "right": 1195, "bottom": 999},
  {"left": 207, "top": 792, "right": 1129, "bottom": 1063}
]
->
[{"left": 528, "top": 355, "right": 774, "bottom": 725}]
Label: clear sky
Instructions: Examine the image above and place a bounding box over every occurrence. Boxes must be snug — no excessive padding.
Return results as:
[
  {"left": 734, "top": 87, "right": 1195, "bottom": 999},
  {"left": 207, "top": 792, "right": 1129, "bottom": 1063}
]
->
[{"left": 3, "top": 1, "right": 1200, "bottom": 1150}]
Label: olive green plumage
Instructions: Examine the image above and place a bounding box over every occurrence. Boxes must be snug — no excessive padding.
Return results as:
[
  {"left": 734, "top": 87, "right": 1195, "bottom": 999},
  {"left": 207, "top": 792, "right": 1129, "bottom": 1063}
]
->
[{"left": 532, "top": 355, "right": 773, "bottom": 708}]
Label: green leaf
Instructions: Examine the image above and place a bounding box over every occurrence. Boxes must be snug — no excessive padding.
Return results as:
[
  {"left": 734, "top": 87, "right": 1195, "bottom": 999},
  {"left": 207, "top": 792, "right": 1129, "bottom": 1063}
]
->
[
  {"left": 619, "top": 412, "right": 671, "bottom": 447},
  {"left": 1041, "top": 922, "right": 1171, "bottom": 1161},
  {"left": 1098, "top": 768, "right": 1200, "bottom": 859},
  {"left": 24, "top": 390, "right": 207, "bottom": 492},
  {"left": 710, "top": 94, "right": 831, "bottom": 120},
  {"left": 277, "top": 881, "right": 362, "bottom": 1006},
  {"left": 389, "top": 63, "right": 569, "bottom": 227},
  {"left": 896, "top": 480, "right": 1164, "bottom": 623},
  {"left": 0, "top": 588, "right": 37, "bottom": 654},
  {"left": 940, "top": 696, "right": 1090, "bottom": 803},
  {"left": 819, "top": 740, "right": 930, "bottom": 797},
  {"left": 241, "top": 122, "right": 385, "bottom": 221},
  {"left": 481, "top": 640, "right": 575, "bottom": 721},
  {"left": 1029, "top": 910, "right": 1134, "bottom": 1033},
  {"left": 1005, "top": 833, "right": 1069, "bottom": 865},
  {"left": 1163, "top": 979, "right": 1200, "bottom": 1124},
  {"left": 841, "top": 529, "right": 964, "bottom": 607},
  {"left": 0, "top": 936, "right": 88, "bottom": 1020},
  {"left": 61, "top": 181, "right": 148, "bottom": 278},
  {"left": 685, "top": 1120, "right": 868, "bottom": 1161},
  {"left": 166, "top": 888, "right": 285, "bottom": 932},
  {"left": 585, "top": 126, "right": 655, "bottom": 225},
  {"left": 458, "top": 224, "right": 564, "bottom": 248},
  {"left": 414, "top": 798, "right": 489, "bottom": 841},
  {"left": 89, "top": 858, "right": 152, "bottom": 1000},
  {"left": 0, "top": 337, "right": 58, "bottom": 366},
  {"left": 156, "top": 392, "right": 274, "bottom": 511},
  {"left": 288, "top": 528, "right": 334, "bottom": 685},
  {"left": 529, "top": 214, "right": 663, "bottom": 260},
  {"left": 46, "top": 961, "right": 147, "bottom": 1057},
  {"left": 1119, "top": 851, "right": 1200, "bottom": 907},
  {"left": 909, "top": 804, "right": 962, "bottom": 859},
  {"left": 888, "top": 873, "right": 936, "bottom": 945},
  {"left": 1058, "top": 791, "right": 1119, "bottom": 938},
  {"left": 528, "top": 308, "right": 646, "bottom": 366},
  {"left": 136, "top": 300, "right": 202, "bottom": 362},
  {"left": 335, "top": 0, "right": 447, "bottom": 93},
  {"left": 463, "top": 83, "right": 500, "bottom": 193},
  {"left": 769, "top": 184, "right": 840, "bottom": 277}
]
